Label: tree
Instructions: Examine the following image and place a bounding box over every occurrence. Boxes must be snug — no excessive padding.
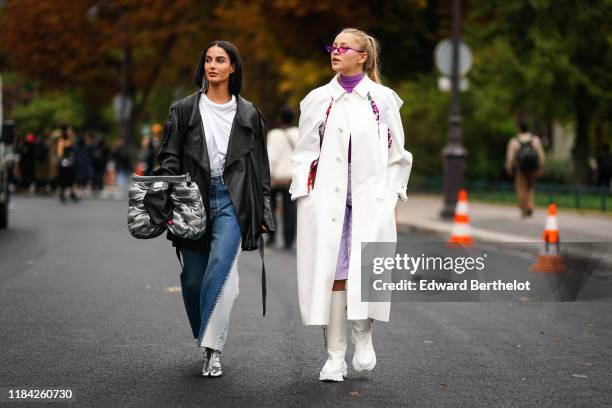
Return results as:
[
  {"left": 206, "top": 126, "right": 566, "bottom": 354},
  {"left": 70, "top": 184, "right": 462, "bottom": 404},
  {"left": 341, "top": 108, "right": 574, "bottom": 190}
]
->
[
  {"left": 465, "top": 0, "right": 612, "bottom": 183},
  {"left": 1, "top": 0, "right": 207, "bottom": 151}
]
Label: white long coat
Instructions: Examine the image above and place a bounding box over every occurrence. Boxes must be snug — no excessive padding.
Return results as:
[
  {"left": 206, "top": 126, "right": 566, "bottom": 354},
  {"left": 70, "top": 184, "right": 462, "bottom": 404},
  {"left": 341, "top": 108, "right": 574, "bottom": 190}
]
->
[{"left": 290, "top": 75, "right": 413, "bottom": 325}]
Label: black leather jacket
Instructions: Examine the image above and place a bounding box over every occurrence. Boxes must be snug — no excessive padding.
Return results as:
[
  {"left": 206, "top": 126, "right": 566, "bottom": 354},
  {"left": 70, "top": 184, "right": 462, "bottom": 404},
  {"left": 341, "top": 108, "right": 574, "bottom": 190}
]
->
[{"left": 152, "top": 90, "right": 275, "bottom": 252}]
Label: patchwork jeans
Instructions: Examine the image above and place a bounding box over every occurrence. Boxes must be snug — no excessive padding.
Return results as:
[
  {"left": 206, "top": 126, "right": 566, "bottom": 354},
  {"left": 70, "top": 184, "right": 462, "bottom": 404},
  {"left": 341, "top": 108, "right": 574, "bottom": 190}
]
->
[{"left": 180, "top": 169, "right": 241, "bottom": 351}]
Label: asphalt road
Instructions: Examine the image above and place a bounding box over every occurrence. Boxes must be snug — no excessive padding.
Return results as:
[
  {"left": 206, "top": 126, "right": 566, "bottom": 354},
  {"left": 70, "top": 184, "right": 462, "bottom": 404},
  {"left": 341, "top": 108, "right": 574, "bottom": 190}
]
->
[{"left": 1, "top": 195, "right": 611, "bottom": 407}]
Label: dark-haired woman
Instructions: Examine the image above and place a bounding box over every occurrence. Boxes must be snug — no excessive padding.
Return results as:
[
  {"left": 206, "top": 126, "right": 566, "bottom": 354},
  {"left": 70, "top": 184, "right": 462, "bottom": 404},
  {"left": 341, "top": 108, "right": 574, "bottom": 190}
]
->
[{"left": 151, "top": 41, "right": 274, "bottom": 377}]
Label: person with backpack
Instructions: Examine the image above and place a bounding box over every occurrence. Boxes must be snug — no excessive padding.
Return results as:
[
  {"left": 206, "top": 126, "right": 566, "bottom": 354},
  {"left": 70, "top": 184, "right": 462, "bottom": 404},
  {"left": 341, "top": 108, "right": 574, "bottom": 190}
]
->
[
  {"left": 596, "top": 143, "right": 612, "bottom": 190},
  {"left": 505, "top": 120, "right": 545, "bottom": 217}
]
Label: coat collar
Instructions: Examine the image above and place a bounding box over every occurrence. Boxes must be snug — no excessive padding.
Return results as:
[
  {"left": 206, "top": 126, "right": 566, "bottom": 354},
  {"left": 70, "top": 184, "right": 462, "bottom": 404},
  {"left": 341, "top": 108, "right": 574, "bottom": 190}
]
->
[{"left": 328, "top": 73, "right": 374, "bottom": 100}]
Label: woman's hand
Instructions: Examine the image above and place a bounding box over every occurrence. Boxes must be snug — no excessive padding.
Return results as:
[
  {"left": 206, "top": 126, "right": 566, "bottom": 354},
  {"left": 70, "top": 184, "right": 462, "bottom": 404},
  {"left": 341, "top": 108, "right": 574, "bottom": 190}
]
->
[{"left": 261, "top": 224, "right": 269, "bottom": 233}]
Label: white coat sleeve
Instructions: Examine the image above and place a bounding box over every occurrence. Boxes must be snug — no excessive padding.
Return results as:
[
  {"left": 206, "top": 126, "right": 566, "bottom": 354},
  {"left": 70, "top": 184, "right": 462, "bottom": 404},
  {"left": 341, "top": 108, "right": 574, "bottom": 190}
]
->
[
  {"left": 386, "top": 90, "right": 413, "bottom": 201},
  {"left": 289, "top": 92, "right": 322, "bottom": 200}
]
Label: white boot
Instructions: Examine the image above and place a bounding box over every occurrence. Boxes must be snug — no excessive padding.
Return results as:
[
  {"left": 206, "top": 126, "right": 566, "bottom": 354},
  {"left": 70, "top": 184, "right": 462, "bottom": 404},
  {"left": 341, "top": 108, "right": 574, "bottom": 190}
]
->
[
  {"left": 351, "top": 319, "right": 376, "bottom": 371},
  {"left": 319, "top": 290, "right": 348, "bottom": 381}
]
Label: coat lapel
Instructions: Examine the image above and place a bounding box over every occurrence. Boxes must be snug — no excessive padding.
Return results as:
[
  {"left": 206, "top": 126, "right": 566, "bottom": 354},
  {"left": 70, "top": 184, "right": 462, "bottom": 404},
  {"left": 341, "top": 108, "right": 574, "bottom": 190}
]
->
[
  {"left": 185, "top": 90, "right": 210, "bottom": 172},
  {"left": 224, "top": 96, "right": 254, "bottom": 170}
]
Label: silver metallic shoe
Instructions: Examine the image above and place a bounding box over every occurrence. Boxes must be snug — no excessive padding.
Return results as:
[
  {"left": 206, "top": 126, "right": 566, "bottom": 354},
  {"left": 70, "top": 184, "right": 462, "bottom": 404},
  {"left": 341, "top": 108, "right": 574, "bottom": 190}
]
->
[
  {"left": 201, "top": 348, "right": 211, "bottom": 377},
  {"left": 208, "top": 350, "right": 223, "bottom": 377}
]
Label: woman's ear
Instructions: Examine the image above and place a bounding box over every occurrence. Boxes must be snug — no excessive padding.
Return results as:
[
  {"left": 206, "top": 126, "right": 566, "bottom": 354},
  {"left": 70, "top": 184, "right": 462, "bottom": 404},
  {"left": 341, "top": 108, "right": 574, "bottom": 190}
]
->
[{"left": 230, "top": 63, "right": 236, "bottom": 73}]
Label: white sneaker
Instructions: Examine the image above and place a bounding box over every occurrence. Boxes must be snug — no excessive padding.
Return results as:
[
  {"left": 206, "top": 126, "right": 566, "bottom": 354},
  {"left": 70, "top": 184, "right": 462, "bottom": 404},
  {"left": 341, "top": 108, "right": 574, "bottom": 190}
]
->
[
  {"left": 351, "top": 319, "right": 376, "bottom": 371},
  {"left": 319, "top": 290, "right": 347, "bottom": 382}
]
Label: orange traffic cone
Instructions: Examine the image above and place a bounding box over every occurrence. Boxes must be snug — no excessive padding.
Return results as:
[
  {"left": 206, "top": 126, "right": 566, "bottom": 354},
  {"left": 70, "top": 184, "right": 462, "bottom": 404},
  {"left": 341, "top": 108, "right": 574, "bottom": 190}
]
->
[
  {"left": 531, "top": 203, "right": 565, "bottom": 273},
  {"left": 448, "top": 189, "right": 473, "bottom": 246}
]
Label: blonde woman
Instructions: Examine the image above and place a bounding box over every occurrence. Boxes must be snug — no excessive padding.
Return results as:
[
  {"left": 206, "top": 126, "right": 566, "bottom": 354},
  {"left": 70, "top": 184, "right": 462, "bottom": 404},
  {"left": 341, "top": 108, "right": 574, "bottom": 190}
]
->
[{"left": 290, "top": 28, "right": 413, "bottom": 381}]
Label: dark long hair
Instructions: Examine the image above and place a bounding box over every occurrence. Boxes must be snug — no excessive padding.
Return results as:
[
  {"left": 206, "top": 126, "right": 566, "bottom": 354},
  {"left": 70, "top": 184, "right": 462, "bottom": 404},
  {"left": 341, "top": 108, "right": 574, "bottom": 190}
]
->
[{"left": 194, "top": 40, "right": 243, "bottom": 95}]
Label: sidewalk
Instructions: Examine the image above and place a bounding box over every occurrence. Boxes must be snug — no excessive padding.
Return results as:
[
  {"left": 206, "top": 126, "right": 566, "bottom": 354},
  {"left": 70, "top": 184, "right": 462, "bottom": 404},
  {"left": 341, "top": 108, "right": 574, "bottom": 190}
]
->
[{"left": 396, "top": 194, "right": 612, "bottom": 243}]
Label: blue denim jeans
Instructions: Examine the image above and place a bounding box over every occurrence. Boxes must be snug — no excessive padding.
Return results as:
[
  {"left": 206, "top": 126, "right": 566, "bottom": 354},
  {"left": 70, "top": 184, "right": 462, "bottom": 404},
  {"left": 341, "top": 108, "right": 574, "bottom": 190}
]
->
[{"left": 180, "top": 169, "right": 242, "bottom": 351}]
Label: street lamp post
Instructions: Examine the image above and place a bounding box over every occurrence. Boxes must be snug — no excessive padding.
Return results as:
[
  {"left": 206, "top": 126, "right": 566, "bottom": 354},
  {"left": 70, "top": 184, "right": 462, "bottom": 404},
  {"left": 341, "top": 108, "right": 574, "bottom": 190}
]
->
[{"left": 440, "top": 0, "right": 468, "bottom": 218}]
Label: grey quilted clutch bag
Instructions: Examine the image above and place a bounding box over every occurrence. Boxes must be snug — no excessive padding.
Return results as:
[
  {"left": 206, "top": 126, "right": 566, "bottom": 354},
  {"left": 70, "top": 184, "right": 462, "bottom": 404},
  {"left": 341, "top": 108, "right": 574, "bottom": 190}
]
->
[{"left": 127, "top": 173, "right": 207, "bottom": 240}]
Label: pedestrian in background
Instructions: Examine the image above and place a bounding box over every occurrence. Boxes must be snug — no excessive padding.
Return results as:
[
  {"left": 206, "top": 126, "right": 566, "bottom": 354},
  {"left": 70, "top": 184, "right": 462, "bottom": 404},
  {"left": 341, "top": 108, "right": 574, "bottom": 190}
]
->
[
  {"left": 150, "top": 40, "right": 273, "bottom": 378},
  {"left": 266, "top": 107, "right": 298, "bottom": 249},
  {"left": 505, "top": 120, "right": 545, "bottom": 217},
  {"left": 596, "top": 143, "right": 612, "bottom": 190},
  {"left": 145, "top": 123, "right": 162, "bottom": 175},
  {"left": 18, "top": 133, "right": 37, "bottom": 192},
  {"left": 136, "top": 135, "right": 150, "bottom": 176},
  {"left": 73, "top": 133, "right": 93, "bottom": 194},
  {"left": 57, "top": 127, "right": 79, "bottom": 203},
  {"left": 290, "top": 28, "right": 413, "bottom": 382},
  {"left": 48, "top": 128, "right": 63, "bottom": 193},
  {"left": 34, "top": 132, "right": 50, "bottom": 194},
  {"left": 110, "top": 138, "right": 131, "bottom": 194},
  {"left": 90, "top": 137, "right": 109, "bottom": 196}
]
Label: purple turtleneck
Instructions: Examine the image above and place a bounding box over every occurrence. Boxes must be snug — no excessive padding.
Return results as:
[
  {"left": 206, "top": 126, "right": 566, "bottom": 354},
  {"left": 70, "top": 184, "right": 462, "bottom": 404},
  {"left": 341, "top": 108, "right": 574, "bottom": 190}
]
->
[
  {"left": 338, "top": 73, "right": 363, "bottom": 163},
  {"left": 338, "top": 73, "right": 364, "bottom": 93}
]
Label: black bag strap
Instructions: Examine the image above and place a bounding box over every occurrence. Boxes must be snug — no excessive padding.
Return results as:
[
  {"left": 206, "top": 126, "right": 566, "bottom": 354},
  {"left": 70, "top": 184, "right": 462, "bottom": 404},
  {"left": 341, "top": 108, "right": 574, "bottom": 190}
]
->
[
  {"left": 258, "top": 235, "right": 267, "bottom": 316},
  {"left": 175, "top": 247, "right": 183, "bottom": 269}
]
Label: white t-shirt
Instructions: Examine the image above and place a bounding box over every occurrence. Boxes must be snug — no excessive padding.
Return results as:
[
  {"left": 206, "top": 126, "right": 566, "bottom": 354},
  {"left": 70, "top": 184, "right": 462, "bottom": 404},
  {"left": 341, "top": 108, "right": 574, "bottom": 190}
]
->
[{"left": 199, "top": 93, "right": 237, "bottom": 171}]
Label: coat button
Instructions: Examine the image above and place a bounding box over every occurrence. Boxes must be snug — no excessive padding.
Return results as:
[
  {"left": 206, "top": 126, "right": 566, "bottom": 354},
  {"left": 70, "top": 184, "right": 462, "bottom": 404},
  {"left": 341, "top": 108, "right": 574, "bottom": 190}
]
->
[
  {"left": 332, "top": 217, "right": 337, "bottom": 222},
  {"left": 335, "top": 187, "right": 340, "bottom": 192},
  {"left": 338, "top": 127, "right": 343, "bottom": 133},
  {"left": 336, "top": 156, "right": 341, "bottom": 162}
]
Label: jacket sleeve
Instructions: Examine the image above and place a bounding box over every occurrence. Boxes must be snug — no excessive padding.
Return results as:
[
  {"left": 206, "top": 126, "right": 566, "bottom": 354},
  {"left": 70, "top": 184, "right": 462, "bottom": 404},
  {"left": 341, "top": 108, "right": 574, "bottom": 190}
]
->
[
  {"left": 386, "top": 90, "right": 413, "bottom": 201},
  {"left": 154, "top": 102, "right": 184, "bottom": 176},
  {"left": 256, "top": 111, "right": 275, "bottom": 232},
  {"left": 289, "top": 91, "right": 321, "bottom": 200},
  {"left": 144, "top": 102, "right": 184, "bottom": 224}
]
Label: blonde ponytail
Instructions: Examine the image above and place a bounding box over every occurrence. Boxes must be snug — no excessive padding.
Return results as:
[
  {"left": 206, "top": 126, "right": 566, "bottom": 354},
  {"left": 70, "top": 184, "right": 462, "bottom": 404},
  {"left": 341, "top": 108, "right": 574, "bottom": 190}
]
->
[{"left": 339, "top": 28, "right": 381, "bottom": 83}]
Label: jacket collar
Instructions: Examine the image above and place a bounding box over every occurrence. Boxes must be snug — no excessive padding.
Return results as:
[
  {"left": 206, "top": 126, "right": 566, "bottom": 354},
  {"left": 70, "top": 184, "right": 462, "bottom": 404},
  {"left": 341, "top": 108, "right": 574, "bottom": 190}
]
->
[
  {"left": 185, "top": 89, "right": 255, "bottom": 173},
  {"left": 188, "top": 90, "right": 254, "bottom": 130},
  {"left": 328, "top": 73, "right": 373, "bottom": 100}
]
